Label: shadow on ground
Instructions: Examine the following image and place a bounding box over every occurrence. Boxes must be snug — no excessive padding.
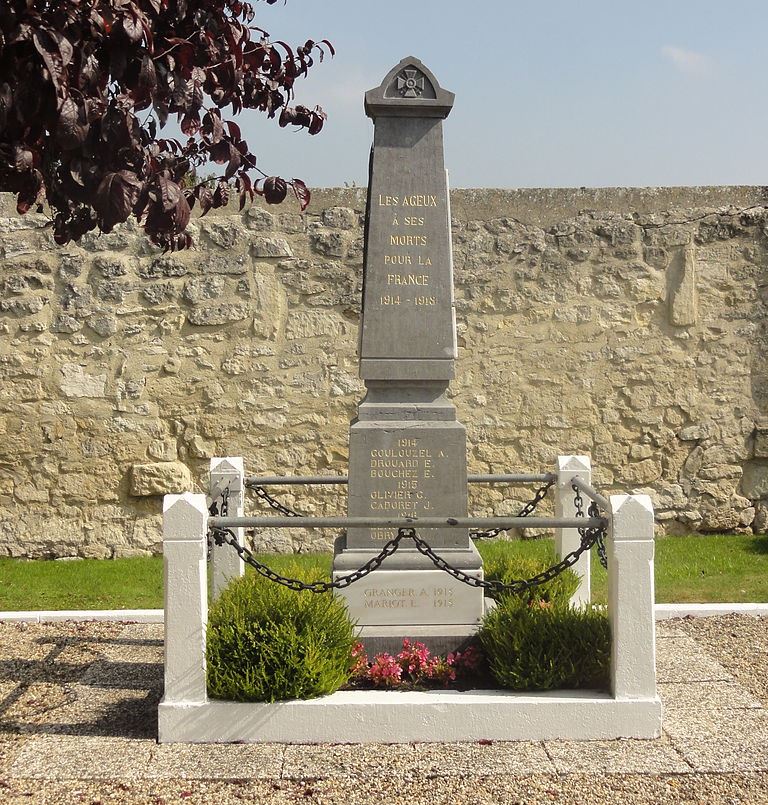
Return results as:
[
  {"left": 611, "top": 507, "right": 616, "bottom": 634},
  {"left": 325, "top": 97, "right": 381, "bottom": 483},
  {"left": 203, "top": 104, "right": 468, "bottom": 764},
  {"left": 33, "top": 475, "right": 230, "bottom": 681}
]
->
[{"left": 0, "top": 630, "right": 163, "bottom": 740}]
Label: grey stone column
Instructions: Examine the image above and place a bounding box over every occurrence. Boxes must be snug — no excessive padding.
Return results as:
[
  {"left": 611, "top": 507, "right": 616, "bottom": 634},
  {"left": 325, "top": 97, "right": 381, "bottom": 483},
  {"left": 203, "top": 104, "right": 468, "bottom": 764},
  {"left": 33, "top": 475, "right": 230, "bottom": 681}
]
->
[{"left": 334, "top": 58, "right": 484, "bottom": 654}]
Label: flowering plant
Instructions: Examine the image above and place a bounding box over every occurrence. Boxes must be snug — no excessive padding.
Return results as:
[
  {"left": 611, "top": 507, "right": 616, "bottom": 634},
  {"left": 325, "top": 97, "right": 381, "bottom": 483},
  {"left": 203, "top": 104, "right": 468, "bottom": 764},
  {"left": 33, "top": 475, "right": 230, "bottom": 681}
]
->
[{"left": 349, "top": 639, "right": 484, "bottom": 689}]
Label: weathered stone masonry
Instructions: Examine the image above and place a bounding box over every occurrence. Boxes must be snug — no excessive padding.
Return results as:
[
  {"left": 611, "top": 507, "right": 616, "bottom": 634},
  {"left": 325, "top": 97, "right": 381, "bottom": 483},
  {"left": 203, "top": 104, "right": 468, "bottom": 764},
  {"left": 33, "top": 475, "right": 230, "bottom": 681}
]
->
[{"left": 1, "top": 186, "right": 768, "bottom": 558}]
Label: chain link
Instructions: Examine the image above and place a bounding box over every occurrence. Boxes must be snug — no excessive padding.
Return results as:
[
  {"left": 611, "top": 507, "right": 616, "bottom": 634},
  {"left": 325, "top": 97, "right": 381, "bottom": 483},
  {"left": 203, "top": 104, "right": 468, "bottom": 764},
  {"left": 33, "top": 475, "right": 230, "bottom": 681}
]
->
[
  {"left": 470, "top": 479, "right": 554, "bottom": 539},
  {"left": 245, "top": 482, "right": 305, "bottom": 518}
]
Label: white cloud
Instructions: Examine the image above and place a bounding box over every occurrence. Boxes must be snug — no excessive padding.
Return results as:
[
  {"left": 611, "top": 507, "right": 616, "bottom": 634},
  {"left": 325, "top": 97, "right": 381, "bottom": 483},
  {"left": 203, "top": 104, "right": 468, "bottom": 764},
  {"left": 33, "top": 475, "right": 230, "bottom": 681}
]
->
[{"left": 662, "top": 46, "right": 713, "bottom": 77}]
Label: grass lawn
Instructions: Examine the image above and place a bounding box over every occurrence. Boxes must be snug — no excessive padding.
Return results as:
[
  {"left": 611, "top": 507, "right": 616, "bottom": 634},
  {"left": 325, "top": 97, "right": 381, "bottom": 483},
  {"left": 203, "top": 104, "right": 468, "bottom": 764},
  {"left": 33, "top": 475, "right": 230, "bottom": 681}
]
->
[{"left": 0, "top": 534, "right": 766, "bottom": 611}]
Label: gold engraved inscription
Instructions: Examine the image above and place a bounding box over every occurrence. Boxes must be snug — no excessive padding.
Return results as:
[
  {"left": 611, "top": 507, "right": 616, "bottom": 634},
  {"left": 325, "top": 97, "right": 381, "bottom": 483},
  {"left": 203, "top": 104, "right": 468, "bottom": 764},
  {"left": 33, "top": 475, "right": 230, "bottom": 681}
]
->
[
  {"left": 377, "top": 194, "right": 438, "bottom": 207},
  {"left": 363, "top": 586, "right": 455, "bottom": 608},
  {"left": 374, "top": 193, "right": 437, "bottom": 311},
  {"left": 390, "top": 234, "right": 427, "bottom": 246},
  {"left": 367, "top": 437, "right": 442, "bottom": 538},
  {"left": 386, "top": 273, "right": 429, "bottom": 286}
]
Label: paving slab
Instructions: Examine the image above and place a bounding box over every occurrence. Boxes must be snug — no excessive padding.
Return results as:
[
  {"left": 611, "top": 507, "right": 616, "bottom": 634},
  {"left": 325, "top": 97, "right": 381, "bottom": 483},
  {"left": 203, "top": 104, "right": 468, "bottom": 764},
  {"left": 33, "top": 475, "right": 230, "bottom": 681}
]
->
[
  {"left": 658, "top": 679, "right": 762, "bottom": 711},
  {"left": 655, "top": 636, "right": 733, "bottom": 683},
  {"left": 411, "top": 740, "right": 555, "bottom": 776},
  {"left": 674, "top": 613, "right": 768, "bottom": 707},
  {"left": 1, "top": 615, "right": 767, "bottom": 802},
  {"left": 282, "top": 743, "right": 420, "bottom": 780},
  {"left": 146, "top": 742, "right": 285, "bottom": 780},
  {"left": 79, "top": 657, "right": 163, "bottom": 689},
  {"left": 0, "top": 734, "right": 21, "bottom": 778},
  {"left": 543, "top": 735, "right": 691, "bottom": 774},
  {"left": 663, "top": 708, "right": 768, "bottom": 773},
  {"left": 100, "top": 623, "right": 165, "bottom": 661},
  {"left": 10, "top": 734, "right": 155, "bottom": 779},
  {"left": 4, "top": 684, "right": 158, "bottom": 739},
  {"left": 0, "top": 681, "right": 77, "bottom": 731},
  {"left": 76, "top": 622, "right": 163, "bottom": 690}
]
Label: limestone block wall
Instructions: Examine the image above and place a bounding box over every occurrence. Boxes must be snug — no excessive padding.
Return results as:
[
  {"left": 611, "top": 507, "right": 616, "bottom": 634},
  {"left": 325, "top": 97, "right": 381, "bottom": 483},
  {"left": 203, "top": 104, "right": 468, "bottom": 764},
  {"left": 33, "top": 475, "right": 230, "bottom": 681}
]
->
[{"left": 1, "top": 186, "right": 767, "bottom": 558}]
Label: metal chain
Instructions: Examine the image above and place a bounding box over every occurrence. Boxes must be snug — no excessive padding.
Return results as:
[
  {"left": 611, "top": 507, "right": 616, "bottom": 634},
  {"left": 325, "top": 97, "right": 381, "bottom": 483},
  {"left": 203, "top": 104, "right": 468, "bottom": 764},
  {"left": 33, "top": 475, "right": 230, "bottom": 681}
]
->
[
  {"left": 596, "top": 530, "right": 608, "bottom": 569},
  {"left": 470, "top": 478, "right": 554, "bottom": 539},
  {"left": 208, "top": 525, "right": 409, "bottom": 592},
  {"left": 207, "top": 485, "right": 231, "bottom": 561},
  {"left": 245, "top": 478, "right": 556, "bottom": 537},
  {"left": 408, "top": 527, "right": 598, "bottom": 594},
  {"left": 573, "top": 483, "right": 608, "bottom": 569},
  {"left": 245, "top": 482, "right": 305, "bottom": 518},
  {"left": 208, "top": 520, "right": 601, "bottom": 595}
]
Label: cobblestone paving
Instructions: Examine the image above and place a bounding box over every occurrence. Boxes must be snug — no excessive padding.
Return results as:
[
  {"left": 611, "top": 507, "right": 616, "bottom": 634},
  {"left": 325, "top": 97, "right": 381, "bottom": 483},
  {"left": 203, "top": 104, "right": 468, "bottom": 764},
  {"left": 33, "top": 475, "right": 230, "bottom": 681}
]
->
[{"left": 0, "top": 617, "right": 766, "bottom": 804}]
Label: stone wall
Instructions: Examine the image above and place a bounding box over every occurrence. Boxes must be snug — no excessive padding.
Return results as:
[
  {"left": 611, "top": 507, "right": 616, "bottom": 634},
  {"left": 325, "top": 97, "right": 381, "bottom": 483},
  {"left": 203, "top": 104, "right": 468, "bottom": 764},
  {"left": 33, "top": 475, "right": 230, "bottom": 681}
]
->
[{"left": 1, "top": 186, "right": 768, "bottom": 558}]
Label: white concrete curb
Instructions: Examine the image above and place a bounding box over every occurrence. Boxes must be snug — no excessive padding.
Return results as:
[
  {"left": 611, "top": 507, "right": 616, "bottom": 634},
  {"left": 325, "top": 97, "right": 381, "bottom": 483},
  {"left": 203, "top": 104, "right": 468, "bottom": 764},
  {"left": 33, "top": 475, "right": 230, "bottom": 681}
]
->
[
  {"left": 158, "top": 692, "right": 663, "bottom": 744},
  {"left": 654, "top": 603, "right": 768, "bottom": 620},
  {"left": 0, "top": 609, "right": 164, "bottom": 623},
  {"left": 1, "top": 603, "right": 766, "bottom": 624}
]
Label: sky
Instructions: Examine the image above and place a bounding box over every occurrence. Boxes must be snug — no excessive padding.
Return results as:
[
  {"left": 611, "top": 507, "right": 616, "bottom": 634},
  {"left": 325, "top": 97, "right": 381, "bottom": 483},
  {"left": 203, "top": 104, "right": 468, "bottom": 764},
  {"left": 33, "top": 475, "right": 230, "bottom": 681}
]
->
[{"left": 229, "top": 0, "right": 768, "bottom": 189}]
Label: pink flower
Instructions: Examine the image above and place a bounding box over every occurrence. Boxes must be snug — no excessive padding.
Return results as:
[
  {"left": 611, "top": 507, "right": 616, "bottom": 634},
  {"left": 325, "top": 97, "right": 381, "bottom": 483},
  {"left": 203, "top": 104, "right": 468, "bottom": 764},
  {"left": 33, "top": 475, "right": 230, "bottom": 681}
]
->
[
  {"left": 424, "top": 656, "right": 456, "bottom": 685},
  {"left": 368, "top": 653, "right": 403, "bottom": 687},
  {"left": 396, "top": 639, "right": 432, "bottom": 678},
  {"left": 453, "top": 645, "right": 481, "bottom": 673},
  {"left": 350, "top": 642, "right": 369, "bottom": 678}
]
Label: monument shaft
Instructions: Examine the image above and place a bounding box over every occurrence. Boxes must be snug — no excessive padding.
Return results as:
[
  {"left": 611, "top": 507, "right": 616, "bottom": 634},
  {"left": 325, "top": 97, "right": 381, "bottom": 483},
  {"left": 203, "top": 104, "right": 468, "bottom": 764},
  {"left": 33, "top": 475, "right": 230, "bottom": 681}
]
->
[{"left": 334, "top": 58, "right": 485, "bottom": 653}]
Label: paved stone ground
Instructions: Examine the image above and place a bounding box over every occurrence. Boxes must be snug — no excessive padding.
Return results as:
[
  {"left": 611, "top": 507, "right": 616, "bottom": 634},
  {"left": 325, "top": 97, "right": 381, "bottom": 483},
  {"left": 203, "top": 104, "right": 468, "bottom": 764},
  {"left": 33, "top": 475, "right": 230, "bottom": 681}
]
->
[{"left": 0, "top": 615, "right": 766, "bottom": 804}]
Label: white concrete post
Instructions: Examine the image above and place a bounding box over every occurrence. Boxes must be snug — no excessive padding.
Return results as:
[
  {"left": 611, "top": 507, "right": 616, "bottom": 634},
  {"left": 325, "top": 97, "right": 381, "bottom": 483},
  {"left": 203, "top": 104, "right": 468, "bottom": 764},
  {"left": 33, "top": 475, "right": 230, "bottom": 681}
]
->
[
  {"left": 162, "top": 493, "right": 208, "bottom": 707},
  {"left": 609, "top": 494, "right": 657, "bottom": 701},
  {"left": 554, "top": 455, "right": 592, "bottom": 606},
  {"left": 209, "top": 457, "right": 245, "bottom": 599}
]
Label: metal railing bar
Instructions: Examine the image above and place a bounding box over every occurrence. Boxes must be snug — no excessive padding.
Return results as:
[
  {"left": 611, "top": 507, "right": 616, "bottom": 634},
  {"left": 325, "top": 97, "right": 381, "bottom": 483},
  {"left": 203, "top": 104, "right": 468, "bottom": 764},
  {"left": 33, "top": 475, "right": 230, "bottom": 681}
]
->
[
  {"left": 210, "top": 515, "right": 606, "bottom": 530},
  {"left": 244, "top": 473, "right": 555, "bottom": 486},
  {"left": 570, "top": 476, "right": 612, "bottom": 513}
]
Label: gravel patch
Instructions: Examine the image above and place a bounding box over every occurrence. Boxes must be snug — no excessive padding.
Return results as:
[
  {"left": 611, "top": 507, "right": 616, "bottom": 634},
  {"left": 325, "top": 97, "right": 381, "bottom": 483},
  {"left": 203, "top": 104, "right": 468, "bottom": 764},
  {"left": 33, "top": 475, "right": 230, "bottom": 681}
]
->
[
  {"left": 0, "top": 737, "right": 20, "bottom": 778},
  {"left": 2, "top": 774, "right": 766, "bottom": 805}
]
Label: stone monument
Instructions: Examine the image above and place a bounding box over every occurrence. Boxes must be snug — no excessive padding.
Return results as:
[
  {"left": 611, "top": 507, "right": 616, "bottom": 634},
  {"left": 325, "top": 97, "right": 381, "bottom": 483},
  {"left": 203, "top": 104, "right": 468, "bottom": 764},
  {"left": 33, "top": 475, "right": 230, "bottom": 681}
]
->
[{"left": 333, "top": 57, "right": 486, "bottom": 654}]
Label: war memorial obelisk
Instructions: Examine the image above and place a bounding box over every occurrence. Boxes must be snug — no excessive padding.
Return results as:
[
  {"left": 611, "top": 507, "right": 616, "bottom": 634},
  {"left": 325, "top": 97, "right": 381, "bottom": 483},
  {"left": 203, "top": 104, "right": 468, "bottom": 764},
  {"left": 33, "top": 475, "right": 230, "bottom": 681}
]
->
[{"left": 333, "top": 58, "right": 485, "bottom": 653}]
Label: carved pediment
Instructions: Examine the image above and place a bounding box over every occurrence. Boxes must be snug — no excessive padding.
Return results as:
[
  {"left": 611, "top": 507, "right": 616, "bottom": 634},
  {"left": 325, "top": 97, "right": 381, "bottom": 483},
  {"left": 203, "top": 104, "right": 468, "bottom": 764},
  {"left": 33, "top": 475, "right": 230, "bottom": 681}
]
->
[{"left": 365, "top": 57, "right": 454, "bottom": 119}]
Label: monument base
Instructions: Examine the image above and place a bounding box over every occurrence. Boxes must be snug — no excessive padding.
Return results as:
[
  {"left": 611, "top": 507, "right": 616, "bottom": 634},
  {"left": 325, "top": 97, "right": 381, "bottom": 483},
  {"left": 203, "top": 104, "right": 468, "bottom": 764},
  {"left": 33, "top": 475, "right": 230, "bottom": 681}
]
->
[
  {"left": 353, "top": 616, "right": 491, "bottom": 657},
  {"left": 333, "top": 538, "right": 488, "bottom": 655}
]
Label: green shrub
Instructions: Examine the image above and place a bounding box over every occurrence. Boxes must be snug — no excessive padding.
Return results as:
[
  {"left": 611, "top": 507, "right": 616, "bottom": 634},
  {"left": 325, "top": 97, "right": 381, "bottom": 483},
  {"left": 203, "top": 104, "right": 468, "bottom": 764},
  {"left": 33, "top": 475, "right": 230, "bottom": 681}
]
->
[
  {"left": 479, "top": 597, "right": 610, "bottom": 691},
  {"left": 206, "top": 558, "right": 357, "bottom": 702},
  {"left": 479, "top": 540, "right": 580, "bottom": 606}
]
